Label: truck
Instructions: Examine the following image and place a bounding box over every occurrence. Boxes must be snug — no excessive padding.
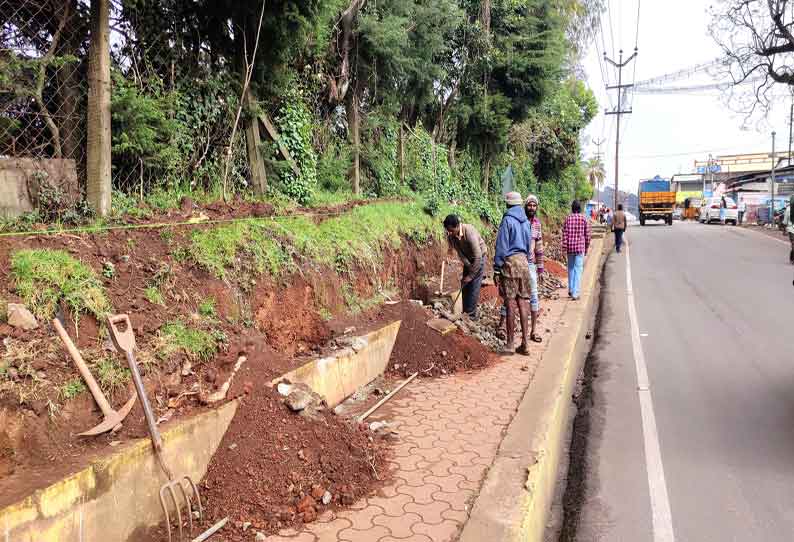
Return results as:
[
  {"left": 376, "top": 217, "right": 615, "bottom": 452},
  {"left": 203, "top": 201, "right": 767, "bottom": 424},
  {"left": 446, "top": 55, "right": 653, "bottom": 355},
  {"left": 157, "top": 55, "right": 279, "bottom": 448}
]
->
[{"left": 638, "top": 176, "right": 676, "bottom": 226}]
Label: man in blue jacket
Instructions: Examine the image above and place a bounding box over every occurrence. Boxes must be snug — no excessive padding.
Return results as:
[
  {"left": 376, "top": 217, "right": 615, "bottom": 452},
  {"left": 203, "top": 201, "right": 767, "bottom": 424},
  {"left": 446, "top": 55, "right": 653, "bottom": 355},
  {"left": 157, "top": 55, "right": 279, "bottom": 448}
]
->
[{"left": 494, "top": 191, "right": 534, "bottom": 355}]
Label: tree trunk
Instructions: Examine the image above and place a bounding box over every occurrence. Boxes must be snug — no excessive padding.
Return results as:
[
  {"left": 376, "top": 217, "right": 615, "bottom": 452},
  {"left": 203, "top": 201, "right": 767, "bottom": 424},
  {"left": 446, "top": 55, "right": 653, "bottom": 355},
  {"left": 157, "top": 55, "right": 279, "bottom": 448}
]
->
[
  {"left": 243, "top": 90, "right": 268, "bottom": 195},
  {"left": 480, "top": 0, "right": 491, "bottom": 34},
  {"left": 482, "top": 157, "right": 491, "bottom": 192},
  {"left": 398, "top": 122, "right": 406, "bottom": 186},
  {"left": 87, "top": 0, "right": 111, "bottom": 216},
  {"left": 448, "top": 138, "right": 457, "bottom": 170},
  {"left": 346, "top": 87, "right": 361, "bottom": 195}
]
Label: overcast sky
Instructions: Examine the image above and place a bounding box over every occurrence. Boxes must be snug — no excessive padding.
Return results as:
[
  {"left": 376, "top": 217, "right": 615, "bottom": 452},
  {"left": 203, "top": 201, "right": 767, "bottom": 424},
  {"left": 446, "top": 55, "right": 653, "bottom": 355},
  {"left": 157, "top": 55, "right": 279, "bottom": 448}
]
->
[{"left": 582, "top": 0, "right": 794, "bottom": 195}]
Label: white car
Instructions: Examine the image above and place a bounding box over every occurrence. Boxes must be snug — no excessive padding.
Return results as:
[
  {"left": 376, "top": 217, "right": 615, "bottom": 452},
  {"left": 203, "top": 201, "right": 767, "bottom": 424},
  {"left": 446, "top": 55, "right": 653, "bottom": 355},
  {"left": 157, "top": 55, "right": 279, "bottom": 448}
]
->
[{"left": 700, "top": 197, "right": 739, "bottom": 225}]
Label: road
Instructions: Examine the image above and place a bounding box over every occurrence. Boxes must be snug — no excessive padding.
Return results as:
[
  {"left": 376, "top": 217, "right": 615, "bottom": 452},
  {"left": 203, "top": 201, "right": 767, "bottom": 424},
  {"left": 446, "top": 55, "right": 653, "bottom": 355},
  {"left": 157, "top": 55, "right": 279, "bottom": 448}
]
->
[{"left": 565, "top": 221, "right": 794, "bottom": 542}]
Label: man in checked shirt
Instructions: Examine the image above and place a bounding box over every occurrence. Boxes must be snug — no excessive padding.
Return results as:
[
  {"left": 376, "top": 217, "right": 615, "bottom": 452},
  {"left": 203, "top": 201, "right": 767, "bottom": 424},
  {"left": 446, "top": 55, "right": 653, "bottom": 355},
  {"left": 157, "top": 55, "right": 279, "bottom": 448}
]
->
[{"left": 562, "top": 200, "right": 591, "bottom": 300}]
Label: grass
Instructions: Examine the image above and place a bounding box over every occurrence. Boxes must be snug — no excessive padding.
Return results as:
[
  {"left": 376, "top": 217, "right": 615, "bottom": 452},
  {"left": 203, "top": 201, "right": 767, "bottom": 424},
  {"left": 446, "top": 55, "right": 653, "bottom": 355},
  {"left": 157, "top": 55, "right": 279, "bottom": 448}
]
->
[
  {"left": 10, "top": 249, "right": 111, "bottom": 322},
  {"left": 60, "top": 378, "right": 86, "bottom": 400},
  {"left": 184, "top": 200, "right": 490, "bottom": 280},
  {"left": 158, "top": 321, "right": 223, "bottom": 362},
  {"left": 144, "top": 286, "right": 165, "bottom": 306},
  {"left": 95, "top": 357, "right": 130, "bottom": 396},
  {"left": 198, "top": 297, "right": 216, "bottom": 317}
]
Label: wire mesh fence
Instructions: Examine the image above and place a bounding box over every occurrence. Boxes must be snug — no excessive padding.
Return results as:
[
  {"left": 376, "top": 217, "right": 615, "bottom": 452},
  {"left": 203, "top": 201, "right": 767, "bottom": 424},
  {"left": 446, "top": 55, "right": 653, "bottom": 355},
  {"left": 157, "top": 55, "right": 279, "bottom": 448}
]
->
[{"left": 0, "top": 1, "right": 89, "bottom": 167}]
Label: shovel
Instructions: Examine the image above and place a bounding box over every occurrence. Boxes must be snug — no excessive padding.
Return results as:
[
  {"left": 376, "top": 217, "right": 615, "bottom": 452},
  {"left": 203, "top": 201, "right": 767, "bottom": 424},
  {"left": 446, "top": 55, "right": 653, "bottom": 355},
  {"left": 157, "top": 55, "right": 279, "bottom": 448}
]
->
[
  {"left": 53, "top": 316, "right": 136, "bottom": 436},
  {"left": 107, "top": 314, "right": 203, "bottom": 542}
]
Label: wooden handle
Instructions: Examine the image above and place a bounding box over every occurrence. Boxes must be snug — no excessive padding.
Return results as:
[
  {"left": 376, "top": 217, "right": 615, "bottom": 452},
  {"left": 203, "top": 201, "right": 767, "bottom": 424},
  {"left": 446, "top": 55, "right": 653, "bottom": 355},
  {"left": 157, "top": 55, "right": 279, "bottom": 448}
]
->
[
  {"left": 439, "top": 260, "right": 446, "bottom": 294},
  {"left": 53, "top": 318, "right": 114, "bottom": 416}
]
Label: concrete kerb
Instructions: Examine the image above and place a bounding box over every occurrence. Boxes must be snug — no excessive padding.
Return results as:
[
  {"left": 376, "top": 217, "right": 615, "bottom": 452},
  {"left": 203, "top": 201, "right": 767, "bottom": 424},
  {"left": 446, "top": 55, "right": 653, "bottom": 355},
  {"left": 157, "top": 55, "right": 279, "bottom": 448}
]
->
[{"left": 460, "top": 235, "right": 612, "bottom": 542}]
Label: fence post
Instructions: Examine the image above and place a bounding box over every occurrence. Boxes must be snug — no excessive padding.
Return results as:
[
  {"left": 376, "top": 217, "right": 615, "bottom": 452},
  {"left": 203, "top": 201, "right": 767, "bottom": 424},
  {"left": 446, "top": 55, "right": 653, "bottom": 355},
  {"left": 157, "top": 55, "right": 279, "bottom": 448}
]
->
[{"left": 87, "top": 0, "right": 111, "bottom": 216}]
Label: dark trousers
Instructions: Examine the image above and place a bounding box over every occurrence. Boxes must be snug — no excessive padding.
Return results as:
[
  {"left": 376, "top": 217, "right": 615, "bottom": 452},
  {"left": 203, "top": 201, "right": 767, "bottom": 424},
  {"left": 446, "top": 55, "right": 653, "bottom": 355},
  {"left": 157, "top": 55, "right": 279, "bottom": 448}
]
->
[
  {"left": 739, "top": 211, "right": 745, "bottom": 225},
  {"left": 462, "top": 258, "right": 484, "bottom": 317},
  {"left": 614, "top": 228, "right": 625, "bottom": 252}
]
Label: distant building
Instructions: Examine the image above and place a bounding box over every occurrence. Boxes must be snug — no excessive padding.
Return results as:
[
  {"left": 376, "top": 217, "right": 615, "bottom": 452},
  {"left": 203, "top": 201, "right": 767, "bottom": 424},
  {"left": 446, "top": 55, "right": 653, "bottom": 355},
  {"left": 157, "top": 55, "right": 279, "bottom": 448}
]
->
[{"left": 671, "top": 173, "right": 705, "bottom": 202}]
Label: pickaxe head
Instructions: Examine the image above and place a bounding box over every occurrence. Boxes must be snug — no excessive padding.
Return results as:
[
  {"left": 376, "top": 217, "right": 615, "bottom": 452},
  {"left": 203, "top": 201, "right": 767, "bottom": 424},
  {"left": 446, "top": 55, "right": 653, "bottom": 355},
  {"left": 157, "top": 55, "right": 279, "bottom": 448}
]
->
[{"left": 77, "top": 392, "right": 137, "bottom": 436}]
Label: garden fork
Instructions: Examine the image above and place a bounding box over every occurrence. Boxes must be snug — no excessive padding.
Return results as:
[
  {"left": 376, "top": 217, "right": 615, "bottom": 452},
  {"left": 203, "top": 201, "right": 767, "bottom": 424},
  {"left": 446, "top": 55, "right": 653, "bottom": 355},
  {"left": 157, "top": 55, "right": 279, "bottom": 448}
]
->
[{"left": 106, "top": 314, "right": 203, "bottom": 542}]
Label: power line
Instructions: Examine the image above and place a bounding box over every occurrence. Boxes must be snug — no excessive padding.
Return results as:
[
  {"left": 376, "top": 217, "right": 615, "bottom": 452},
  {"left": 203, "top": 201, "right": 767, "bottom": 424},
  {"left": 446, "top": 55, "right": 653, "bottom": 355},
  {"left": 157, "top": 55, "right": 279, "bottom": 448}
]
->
[
  {"left": 606, "top": 0, "right": 617, "bottom": 59},
  {"left": 634, "top": 0, "right": 641, "bottom": 49},
  {"left": 633, "top": 58, "right": 726, "bottom": 89}
]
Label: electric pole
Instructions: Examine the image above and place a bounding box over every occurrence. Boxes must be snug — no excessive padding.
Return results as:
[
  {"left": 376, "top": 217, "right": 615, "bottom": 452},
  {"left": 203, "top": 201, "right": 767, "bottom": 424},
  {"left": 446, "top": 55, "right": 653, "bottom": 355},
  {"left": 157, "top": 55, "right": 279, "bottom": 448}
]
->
[
  {"left": 788, "top": 99, "right": 793, "bottom": 166},
  {"left": 605, "top": 48, "right": 638, "bottom": 210},
  {"left": 771, "top": 131, "right": 777, "bottom": 226}
]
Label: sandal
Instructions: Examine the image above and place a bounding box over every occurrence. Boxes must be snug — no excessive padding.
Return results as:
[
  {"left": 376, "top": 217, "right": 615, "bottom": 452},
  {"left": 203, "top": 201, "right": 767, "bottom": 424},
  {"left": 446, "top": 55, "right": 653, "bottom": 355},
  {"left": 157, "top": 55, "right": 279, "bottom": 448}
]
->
[
  {"left": 530, "top": 333, "right": 542, "bottom": 343},
  {"left": 515, "top": 344, "right": 530, "bottom": 356}
]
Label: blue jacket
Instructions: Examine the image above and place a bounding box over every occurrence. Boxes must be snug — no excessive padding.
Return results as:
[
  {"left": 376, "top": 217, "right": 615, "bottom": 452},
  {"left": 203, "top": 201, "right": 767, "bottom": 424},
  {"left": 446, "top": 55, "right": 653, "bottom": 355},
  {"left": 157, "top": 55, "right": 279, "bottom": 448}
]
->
[{"left": 494, "top": 205, "right": 533, "bottom": 270}]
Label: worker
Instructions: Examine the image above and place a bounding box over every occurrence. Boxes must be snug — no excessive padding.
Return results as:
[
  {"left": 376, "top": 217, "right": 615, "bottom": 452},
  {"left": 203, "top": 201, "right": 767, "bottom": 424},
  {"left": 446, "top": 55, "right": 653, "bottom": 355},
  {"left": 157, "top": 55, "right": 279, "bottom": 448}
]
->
[
  {"left": 443, "top": 214, "right": 487, "bottom": 319},
  {"left": 613, "top": 203, "right": 627, "bottom": 253},
  {"left": 494, "top": 192, "right": 533, "bottom": 355},
  {"left": 720, "top": 196, "right": 727, "bottom": 225},
  {"left": 738, "top": 198, "right": 746, "bottom": 225},
  {"left": 562, "top": 200, "right": 591, "bottom": 300},
  {"left": 524, "top": 194, "right": 545, "bottom": 343}
]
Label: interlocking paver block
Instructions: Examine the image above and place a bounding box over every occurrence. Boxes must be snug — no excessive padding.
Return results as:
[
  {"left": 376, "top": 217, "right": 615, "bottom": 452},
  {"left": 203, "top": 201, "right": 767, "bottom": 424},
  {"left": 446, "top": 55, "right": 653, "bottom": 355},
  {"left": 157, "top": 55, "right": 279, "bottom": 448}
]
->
[
  {"left": 338, "top": 525, "right": 390, "bottom": 542},
  {"left": 367, "top": 493, "right": 414, "bottom": 517},
  {"left": 266, "top": 532, "right": 317, "bottom": 542},
  {"left": 337, "top": 503, "right": 384, "bottom": 530},
  {"left": 404, "top": 500, "right": 451, "bottom": 524},
  {"left": 432, "top": 488, "right": 474, "bottom": 511},
  {"left": 305, "top": 517, "right": 353, "bottom": 542},
  {"left": 396, "top": 481, "right": 442, "bottom": 505},
  {"left": 373, "top": 511, "right": 422, "bottom": 538},
  {"left": 424, "top": 473, "right": 465, "bottom": 493},
  {"left": 411, "top": 519, "right": 461, "bottom": 541}
]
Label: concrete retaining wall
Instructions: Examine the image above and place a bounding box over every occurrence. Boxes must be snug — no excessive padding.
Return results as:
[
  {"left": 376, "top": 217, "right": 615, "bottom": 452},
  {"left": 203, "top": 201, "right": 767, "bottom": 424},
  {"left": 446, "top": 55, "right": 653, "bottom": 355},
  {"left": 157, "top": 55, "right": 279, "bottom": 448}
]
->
[
  {"left": 0, "top": 401, "right": 237, "bottom": 542},
  {"left": 272, "top": 321, "right": 401, "bottom": 407}
]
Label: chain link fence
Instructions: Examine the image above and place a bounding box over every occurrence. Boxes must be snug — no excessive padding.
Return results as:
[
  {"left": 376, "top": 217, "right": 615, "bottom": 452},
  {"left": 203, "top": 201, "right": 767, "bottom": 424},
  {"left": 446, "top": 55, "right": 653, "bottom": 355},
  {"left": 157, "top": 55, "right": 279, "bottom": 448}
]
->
[{"left": 1, "top": 1, "right": 88, "bottom": 161}]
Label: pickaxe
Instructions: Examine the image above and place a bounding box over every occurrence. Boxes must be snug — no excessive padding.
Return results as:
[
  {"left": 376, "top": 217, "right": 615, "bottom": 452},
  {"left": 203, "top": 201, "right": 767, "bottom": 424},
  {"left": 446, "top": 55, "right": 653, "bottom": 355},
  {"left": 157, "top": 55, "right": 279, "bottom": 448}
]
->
[{"left": 53, "top": 314, "right": 136, "bottom": 436}]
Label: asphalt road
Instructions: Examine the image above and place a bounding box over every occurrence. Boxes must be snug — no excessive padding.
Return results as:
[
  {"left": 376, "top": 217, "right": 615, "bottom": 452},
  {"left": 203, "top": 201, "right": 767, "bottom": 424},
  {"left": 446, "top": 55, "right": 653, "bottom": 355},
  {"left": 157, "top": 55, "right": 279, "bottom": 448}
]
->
[{"left": 569, "top": 220, "right": 794, "bottom": 542}]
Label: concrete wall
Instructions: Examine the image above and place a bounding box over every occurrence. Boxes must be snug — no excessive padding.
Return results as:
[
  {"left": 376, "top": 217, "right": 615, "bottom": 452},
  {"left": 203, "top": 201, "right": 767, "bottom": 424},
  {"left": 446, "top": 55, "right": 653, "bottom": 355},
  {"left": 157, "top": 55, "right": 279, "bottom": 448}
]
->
[
  {"left": 0, "top": 158, "right": 79, "bottom": 218},
  {"left": 273, "top": 321, "right": 401, "bottom": 407},
  {"left": 0, "top": 401, "right": 237, "bottom": 542}
]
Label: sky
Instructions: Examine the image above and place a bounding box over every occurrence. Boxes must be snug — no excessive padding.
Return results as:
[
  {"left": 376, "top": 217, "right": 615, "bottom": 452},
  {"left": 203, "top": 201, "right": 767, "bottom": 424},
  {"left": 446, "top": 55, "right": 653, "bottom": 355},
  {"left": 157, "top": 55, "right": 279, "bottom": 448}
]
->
[{"left": 581, "top": 0, "right": 794, "bottom": 195}]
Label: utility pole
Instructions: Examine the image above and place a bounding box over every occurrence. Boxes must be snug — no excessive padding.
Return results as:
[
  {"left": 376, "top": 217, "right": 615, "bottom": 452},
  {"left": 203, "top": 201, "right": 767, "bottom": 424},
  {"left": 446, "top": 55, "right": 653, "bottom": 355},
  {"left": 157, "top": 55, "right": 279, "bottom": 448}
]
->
[
  {"left": 605, "top": 48, "right": 638, "bottom": 210},
  {"left": 786, "top": 95, "right": 794, "bottom": 166},
  {"left": 771, "top": 131, "right": 777, "bottom": 226}
]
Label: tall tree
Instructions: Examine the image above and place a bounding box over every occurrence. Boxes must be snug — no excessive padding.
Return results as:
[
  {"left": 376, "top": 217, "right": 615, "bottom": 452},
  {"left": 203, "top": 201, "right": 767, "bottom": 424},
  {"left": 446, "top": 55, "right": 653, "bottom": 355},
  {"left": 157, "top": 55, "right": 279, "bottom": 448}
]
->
[{"left": 710, "top": 0, "right": 794, "bottom": 115}]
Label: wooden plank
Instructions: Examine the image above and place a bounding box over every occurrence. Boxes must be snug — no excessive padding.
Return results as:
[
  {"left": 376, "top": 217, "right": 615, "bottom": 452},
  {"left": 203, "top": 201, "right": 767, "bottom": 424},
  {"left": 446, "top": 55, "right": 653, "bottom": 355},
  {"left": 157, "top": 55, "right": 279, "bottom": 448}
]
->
[
  {"left": 258, "top": 113, "right": 301, "bottom": 177},
  {"left": 426, "top": 318, "right": 458, "bottom": 335}
]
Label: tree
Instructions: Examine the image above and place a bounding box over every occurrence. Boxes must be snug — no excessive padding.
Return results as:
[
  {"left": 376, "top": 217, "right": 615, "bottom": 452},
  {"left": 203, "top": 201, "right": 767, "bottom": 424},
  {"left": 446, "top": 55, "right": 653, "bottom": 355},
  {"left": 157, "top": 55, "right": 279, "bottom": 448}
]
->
[
  {"left": 584, "top": 155, "right": 606, "bottom": 197},
  {"left": 710, "top": 0, "right": 794, "bottom": 115}
]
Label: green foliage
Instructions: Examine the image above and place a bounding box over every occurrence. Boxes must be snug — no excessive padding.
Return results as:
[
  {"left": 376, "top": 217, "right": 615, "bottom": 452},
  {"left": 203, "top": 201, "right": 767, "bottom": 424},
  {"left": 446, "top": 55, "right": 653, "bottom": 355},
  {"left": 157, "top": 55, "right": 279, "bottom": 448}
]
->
[
  {"left": 316, "top": 135, "right": 353, "bottom": 193},
  {"left": 95, "top": 358, "right": 130, "bottom": 396},
  {"left": 102, "top": 261, "right": 116, "bottom": 279},
  {"left": 198, "top": 297, "right": 217, "bottom": 317},
  {"left": 111, "top": 73, "right": 182, "bottom": 183},
  {"left": 60, "top": 378, "right": 87, "bottom": 400},
  {"left": 273, "top": 91, "right": 318, "bottom": 204},
  {"left": 361, "top": 112, "right": 399, "bottom": 196},
  {"left": 145, "top": 286, "right": 165, "bottom": 306},
  {"left": 188, "top": 222, "right": 292, "bottom": 279},
  {"left": 159, "top": 321, "right": 222, "bottom": 362},
  {"left": 10, "top": 249, "right": 111, "bottom": 323}
]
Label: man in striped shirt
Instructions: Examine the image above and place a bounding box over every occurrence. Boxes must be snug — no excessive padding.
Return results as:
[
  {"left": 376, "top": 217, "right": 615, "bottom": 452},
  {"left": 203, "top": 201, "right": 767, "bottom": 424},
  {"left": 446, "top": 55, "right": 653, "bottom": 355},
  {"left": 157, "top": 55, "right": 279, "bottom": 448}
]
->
[{"left": 562, "top": 200, "right": 591, "bottom": 300}]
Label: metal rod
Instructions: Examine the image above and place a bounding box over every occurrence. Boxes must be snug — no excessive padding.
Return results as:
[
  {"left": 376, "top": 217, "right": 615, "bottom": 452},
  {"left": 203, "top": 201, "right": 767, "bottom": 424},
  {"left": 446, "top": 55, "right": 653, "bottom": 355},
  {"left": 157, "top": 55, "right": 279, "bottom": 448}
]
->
[
  {"left": 358, "top": 372, "right": 419, "bottom": 422},
  {"left": 192, "top": 517, "right": 229, "bottom": 542},
  {"left": 771, "top": 131, "right": 777, "bottom": 225}
]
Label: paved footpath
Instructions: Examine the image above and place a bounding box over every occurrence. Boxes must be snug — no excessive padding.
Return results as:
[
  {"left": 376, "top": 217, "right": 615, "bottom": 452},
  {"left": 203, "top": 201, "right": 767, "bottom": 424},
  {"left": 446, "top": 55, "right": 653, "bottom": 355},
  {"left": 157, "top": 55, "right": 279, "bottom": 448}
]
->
[{"left": 266, "top": 298, "right": 568, "bottom": 542}]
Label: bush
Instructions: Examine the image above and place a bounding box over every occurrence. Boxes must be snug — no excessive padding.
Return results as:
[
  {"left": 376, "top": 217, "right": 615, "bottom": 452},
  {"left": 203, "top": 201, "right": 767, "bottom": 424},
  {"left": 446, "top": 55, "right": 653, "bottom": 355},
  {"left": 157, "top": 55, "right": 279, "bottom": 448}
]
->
[{"left": 273, "top": 91, "right": 318, "bottom": 204}]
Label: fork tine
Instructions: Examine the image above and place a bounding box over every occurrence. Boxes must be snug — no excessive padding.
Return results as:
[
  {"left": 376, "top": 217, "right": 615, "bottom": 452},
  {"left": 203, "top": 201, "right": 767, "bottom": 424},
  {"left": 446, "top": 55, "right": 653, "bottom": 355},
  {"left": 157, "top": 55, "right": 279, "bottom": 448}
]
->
[
  {"left": 163, "top": 484, "right": 183, "bottom": 541},
  {"left": 177, "top": 481, "right": 193, "bottom": 534},
  {"left": 183, "top": 477, "right": 204, "bottom": 519},
  {"left": 159, "top": 488, "right": 173, "bottom": 542}
]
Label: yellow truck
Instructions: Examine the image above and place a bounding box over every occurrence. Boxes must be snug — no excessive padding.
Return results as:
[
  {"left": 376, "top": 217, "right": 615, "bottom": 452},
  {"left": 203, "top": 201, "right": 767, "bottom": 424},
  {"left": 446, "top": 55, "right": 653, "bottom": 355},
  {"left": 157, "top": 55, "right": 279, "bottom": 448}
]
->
[{"left": 638, "top": 176, "right": 676, "bottom": 226}]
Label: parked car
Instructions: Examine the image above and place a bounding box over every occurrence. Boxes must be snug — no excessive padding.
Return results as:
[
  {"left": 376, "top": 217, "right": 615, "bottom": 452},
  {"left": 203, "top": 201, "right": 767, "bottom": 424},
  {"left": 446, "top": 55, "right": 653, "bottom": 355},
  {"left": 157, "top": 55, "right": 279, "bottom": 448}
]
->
[{"left": 700, "top": 197, "right": 738, "bottom": 225}]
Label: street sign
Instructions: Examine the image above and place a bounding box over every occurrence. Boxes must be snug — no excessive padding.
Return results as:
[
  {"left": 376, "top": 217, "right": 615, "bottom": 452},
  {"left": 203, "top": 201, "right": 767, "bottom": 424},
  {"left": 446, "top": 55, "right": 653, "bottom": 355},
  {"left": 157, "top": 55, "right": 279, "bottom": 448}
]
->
[{"left": 696, "top": 165, "right": 721, "bottom": 174}]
